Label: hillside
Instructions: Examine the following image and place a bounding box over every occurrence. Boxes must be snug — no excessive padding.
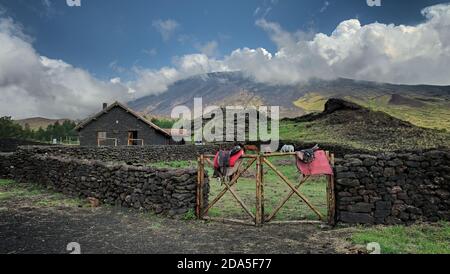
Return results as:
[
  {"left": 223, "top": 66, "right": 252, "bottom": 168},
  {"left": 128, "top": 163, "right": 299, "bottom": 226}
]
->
[
  {"left": 280, "top": 99, "right": 450, "bottom": 152},
  {"left": 14, "top": 117, "right": 70, "bottom": 130},
  {"left": 128, "top": 72, "right": 450, "bottom": 131}
]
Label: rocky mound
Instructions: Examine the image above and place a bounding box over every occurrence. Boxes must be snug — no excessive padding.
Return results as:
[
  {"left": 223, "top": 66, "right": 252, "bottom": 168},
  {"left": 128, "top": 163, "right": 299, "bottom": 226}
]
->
[
  {"left": 285, "top": 98, "right": 412, "bottom": 126},
  {"left": 324, "top": 98, "right": 365, "bottom": 113},
  {"left": 282, "top": 99, "right": 449, "bottom": 151}
]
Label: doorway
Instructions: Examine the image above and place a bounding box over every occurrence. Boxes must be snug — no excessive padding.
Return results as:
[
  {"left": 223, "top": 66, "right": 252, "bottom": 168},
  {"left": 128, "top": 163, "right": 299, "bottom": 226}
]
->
[{"left": 128, "top": 131, "right": 139, "bottom": 146}]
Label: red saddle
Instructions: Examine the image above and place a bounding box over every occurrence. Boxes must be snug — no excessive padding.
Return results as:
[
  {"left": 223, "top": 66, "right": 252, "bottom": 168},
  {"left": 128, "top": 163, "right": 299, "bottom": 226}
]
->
[{"left": 214, "top": 149, "right": 244, "bottom": 169}]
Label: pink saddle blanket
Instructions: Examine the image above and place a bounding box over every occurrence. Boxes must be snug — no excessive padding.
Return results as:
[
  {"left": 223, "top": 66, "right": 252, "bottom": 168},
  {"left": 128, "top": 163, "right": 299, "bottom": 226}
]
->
[{"left": 296, "top": 150, "right": 334, "bottom": 176}]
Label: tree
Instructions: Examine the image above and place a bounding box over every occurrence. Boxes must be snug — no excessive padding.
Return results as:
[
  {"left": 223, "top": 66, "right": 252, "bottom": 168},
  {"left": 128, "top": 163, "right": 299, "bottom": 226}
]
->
[
  {"left": 35, "top": 127, "right": 46, "bottom": 141},
  {"left": 0, "top": 116, "right": 23, "bottom": 138},
  {"left": 0, "top": 116, "right": 77, "bottom": 142},
  {"left": 23, "top": 123, "right": 33, "bottom": 139}
]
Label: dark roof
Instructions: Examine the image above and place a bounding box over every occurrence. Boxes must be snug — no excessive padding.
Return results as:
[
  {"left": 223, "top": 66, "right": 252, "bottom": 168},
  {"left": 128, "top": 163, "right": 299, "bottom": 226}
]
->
[{"left": 74, "top": 101, "right": 171, "bottom": 137}]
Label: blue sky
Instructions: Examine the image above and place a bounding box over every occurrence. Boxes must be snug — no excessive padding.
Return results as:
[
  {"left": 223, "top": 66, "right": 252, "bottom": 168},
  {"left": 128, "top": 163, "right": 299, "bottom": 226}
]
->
[
  {"left": 1, "top": 0, "right": 450, "bottom": 119},
  {"left": 1, "top": 0, "right": 449, "bottom": 80}
]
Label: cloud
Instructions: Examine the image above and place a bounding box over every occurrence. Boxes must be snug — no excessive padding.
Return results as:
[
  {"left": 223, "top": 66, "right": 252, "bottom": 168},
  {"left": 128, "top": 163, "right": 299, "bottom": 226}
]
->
[
  {"left": 142, "top": 48, "right": 157, "bottom": 57},
  {"left": 320, "top": 1, "right": 330, "bottom": 13},
  {"left": 235, "top": 4, "right": 450, "bottom": 85},
  {"left": 152, "top": 19, "right": 180, "bottom": 42},
  {"left": 194, "top": 40, "right": 219, "bottom": 57},
  {"left": 0, "top": 17, "right": 130, "bottom": 119},
  {"left": 254, "top": 0, "right": 278, "bottom": 19},
  {"left": 253, "top": 7, "right": 261, "bottom": 16},
  {"left": 129, "top": 54, "right": 228, "bottom": 98},
  {"left": 110, "top": 77, "right": 121, "bottom": 84},
  {"left": 163, "top": 3, "right": 450, "bottom": 87},
  {"left": 39, "top": 0, "right": 58, "bottom": 18}
]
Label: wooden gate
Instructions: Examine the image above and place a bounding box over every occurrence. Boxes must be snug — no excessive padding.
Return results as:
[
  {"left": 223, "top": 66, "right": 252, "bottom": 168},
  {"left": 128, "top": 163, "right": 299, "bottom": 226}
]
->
[{"left": 196, "top": 152, "right": 336, "bottom": 226}]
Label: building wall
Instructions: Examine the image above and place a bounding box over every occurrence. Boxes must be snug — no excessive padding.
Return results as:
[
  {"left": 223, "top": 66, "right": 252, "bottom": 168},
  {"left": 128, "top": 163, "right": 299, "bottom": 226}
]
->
[{"left": 78, "top": 107, "right": 171, "bottom": 146}]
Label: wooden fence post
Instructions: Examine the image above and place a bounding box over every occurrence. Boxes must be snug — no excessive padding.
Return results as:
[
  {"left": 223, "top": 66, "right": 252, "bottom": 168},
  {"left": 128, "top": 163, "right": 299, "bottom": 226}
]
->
[
  {"left": 260, "top": 155, "right": 265, "bottom": 224},
  {"left": 200, "top": 155, "right": 205, "bottom": 218},
  {"left": 255, "top": 155, "right": 263, "bottom": 226},
  {"left": 326, "top": 153, "right": 336, "bottom": 225},
  {"left": 196, "top": 156, "right": 202, "bottom": 219},
  {"left": 196, "top": 155, "right": 205, "bottom": 219}
]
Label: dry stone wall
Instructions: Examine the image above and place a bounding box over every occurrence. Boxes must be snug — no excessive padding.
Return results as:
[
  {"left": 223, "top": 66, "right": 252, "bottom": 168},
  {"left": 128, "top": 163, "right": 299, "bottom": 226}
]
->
[
  {"left": 0, "top": 152, "right": 209, "bottom": 216},
  {"left": 0, "top": 138, "right": 52, "bottom": 153},
  {"left": 335, "top": 150, "right": 450, "bottom": 225},
  {"left": 14, "top": 145, "right": 219, "bottom": 164}
]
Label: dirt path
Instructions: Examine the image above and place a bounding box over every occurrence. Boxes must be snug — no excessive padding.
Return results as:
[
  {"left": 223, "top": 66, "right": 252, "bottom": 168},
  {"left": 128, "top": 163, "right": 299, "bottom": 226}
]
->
[{"left": 0, "top": 183, "right": 353, "bottom": 254}]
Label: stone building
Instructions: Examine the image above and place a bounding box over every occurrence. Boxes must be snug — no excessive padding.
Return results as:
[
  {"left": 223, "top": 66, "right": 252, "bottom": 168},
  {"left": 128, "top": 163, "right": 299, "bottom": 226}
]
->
[{"left": 75, "top": 102, "right": 182, "bottom": 147}]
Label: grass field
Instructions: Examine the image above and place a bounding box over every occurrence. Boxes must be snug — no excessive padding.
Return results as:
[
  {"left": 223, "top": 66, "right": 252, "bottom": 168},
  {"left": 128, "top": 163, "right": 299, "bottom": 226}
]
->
[
  {"left": 152, "top": 158, "right": 329, "bottom": 222},
  {"left": 351, "top": 222, "right": 450, "bottom": 254},
  {"left": 0, "top": 179, "right": 86, "bottom": 208}
]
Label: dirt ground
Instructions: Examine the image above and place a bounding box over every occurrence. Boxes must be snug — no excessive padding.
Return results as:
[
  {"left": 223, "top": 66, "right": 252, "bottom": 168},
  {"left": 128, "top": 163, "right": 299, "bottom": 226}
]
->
[{"left": 0, "top": 184, "right": 357, "bottom": 254}]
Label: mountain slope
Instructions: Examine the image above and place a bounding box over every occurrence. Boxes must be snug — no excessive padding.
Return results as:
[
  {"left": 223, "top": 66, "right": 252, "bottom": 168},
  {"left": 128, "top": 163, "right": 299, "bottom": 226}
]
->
[
  {"left": 280, "top": 99, "right": 450, "bottom": 152},
  {"left": 128, "top": 72, "right": 450, "bottom": 130},
  {"left": 14, "top": 117, "right": 70, "bottom": 130},
  {"left": 129, "top": 71, "right": 301, "bottom": 118}
]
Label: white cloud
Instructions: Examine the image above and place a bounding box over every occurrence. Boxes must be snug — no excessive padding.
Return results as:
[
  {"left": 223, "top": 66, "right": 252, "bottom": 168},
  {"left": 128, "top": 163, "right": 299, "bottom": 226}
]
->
[
  {"left": 152, "top": 19, "right": 180, "bottom": 42},
  {"left": 253, "top": 7, "right": 261, "bottom": 16},
  {"left": 225, "top": 3, "right": 450, "bottom": 86},
  {"left": 194, "top": 40, "right": 219, "bottom": 57},
  {"left": 0, "top": 17, "right": 130, "bottom": 119},
  {"left": 320, "top": 1, "right": 330, "bottom": 13},
  {"left": 142, "top": 48, "right": 157, "bottom": 57},
  {"left": 184, "top": 3, "right": 450, "bottom": 86},
  {"left": 110, "top": 77, "right": 121, "bottom": 84},
  {"left": 129, "top": 54, "right": 228, "bottom": 98}
]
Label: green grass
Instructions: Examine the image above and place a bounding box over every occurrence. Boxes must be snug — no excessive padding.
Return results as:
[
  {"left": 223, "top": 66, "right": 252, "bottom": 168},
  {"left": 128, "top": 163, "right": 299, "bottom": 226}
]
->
[
  {"left": 152, "top": 157, "right": 329, "bottom": 221},
  {"left": 183, "top": 209, "right": 197, "bottom": 221},
  {"left": 0, "top": 179, "right": 14, "bottom": 187},
  {"left": 150, "top": 160, "right": 197, "bottom": 169},
  {"left": 294, "top": 93, "right": 328, "bottom": 112},
  {"left": 351, "top": 222, "right": 450, "bottom": 254},
  {"left": 0, "top": 179, "right": 87, "bottom": 208},
  {"left": 347, "top": 95, "right": 450, "bottom": 132}
]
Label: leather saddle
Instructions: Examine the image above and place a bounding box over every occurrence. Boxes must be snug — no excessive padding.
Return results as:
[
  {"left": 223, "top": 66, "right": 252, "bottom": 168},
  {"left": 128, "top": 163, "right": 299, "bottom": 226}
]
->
[
  {"left": 213, "top": 146, "right": 244, "bottom": 180},
  {"left": 296, "top": 144, "right": 320, "bottom": 164}
]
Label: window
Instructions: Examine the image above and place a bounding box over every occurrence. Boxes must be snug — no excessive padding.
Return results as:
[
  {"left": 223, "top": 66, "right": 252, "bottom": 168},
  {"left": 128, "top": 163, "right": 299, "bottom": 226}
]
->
[
  {"left": 97, "top": 131, "right": 107, "bottom": 140},
  {"left": 97, "top": 131, "right": 107, "bottom": 146},
  {"left": 97, "top": 132, "right": 117, "bottom": 147}
]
